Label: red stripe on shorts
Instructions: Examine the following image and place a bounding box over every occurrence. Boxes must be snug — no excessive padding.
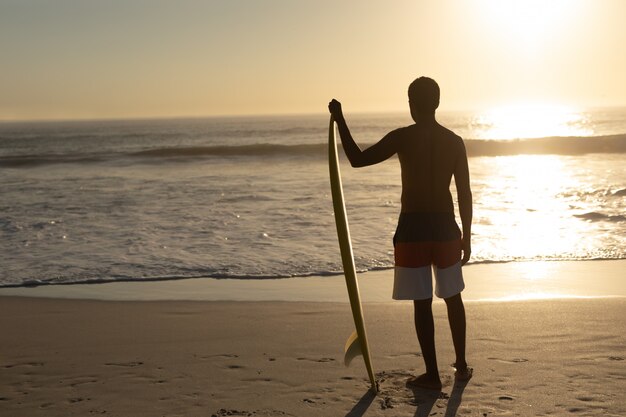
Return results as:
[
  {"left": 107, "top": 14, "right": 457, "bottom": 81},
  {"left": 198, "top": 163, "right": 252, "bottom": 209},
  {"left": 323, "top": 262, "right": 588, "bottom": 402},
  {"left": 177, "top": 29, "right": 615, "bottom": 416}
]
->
[{"left": 395, "top": 240, "right": 461, "bottom": 269}]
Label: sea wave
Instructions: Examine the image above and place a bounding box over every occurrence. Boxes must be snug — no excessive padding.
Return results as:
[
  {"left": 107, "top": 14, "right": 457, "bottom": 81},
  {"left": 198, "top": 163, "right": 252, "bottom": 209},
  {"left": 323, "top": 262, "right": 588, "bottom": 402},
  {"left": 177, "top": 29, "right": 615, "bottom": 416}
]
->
[
  {"left": 574, "top": 212, "right": 626, "bottom": 223},
  {"left": 0, "top": 154, "right": 106, "bottom": 167},
  {"left": 132, "top": 134, "right": 626, "bottom": 158},
  {"left": 1, "top": 134, "right": 625, "bottom": 167},
  {"left": 132, "top": 143, "right": 323, "bottom": 158}
]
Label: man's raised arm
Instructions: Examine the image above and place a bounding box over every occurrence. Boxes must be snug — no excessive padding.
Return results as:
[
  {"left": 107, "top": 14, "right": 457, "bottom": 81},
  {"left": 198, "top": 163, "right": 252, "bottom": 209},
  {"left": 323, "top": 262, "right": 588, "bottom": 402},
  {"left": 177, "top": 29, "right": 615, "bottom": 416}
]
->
[{"left": 328, "top": 99, "right": 397, "bottom": 168}]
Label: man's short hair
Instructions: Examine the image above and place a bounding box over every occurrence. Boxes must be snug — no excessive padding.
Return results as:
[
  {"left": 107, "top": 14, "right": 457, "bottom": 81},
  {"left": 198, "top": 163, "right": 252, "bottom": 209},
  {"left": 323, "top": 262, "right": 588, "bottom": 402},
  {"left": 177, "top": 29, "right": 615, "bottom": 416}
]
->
[{"left": 408, "top": 77, "right": 440, "bottom": 113}]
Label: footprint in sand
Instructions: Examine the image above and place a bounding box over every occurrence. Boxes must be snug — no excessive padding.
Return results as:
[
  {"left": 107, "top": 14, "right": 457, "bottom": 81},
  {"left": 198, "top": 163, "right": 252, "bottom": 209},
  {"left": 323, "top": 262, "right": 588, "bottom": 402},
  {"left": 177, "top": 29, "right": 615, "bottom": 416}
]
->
[
  {"left": 568, "top": 407, "right": 586, "bottom": 413},
  {"left": 3, "top": 361, "right": 44, "bottom": 369},
  {"left": 104, "top": 361, "right": 143, "bottom": 367},
  {"left": 370, "top": 370, "right": 446, "bottom": 409},
  {"left": 67, "top": 376, "right": 98, "bottom": 387},
  {"left": 68, "top": 397, "right": 87, "bottom": 404},
  {"left": 211, "top": 408, "right": 293, "bottom": 417},
  {"left": 385, "top": 352, "right": 422, "bottom": 359},
  {"left": 243, "top": 377, "right": 273, "bottom": 383},
  {"left": 576, "top": 395, "right": 598, "bottom": 402},
  {"left": 211, "top": 408, "right": 251, "bottom": 416},
  {"left": 296, "top": 357, "right": 336, "bottom": 363},
  {"left": 198, "top": 353, "right": 240, "bottom": 361},
  {"left": 487, "top": 357, "right": 529, "bottom": 364},
  {"left": 380, "top": 396, "right": 394, "bottom": 409}
]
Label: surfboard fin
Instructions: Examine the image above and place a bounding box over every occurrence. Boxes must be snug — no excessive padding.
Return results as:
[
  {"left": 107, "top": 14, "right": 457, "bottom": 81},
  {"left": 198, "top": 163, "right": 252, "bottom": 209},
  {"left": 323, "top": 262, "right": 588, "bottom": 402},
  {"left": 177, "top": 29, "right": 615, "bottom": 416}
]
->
[{"left": 343, "top": 330, "right": 362, "bottom": 367}]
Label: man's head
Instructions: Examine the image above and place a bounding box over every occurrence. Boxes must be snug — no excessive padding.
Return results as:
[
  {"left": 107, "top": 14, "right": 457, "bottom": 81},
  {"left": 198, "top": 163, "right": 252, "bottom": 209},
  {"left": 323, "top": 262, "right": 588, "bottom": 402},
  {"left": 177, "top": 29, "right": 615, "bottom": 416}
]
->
[{"left": 408, "top": 77, "right": 440, "bottom": 122}]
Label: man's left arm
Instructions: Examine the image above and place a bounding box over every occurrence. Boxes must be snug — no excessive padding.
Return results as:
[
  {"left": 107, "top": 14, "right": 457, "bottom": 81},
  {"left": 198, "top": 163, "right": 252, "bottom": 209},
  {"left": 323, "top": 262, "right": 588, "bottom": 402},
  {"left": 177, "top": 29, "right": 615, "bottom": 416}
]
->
[{"left": 454, "top": 139, "right": 473, "bottom": 265}]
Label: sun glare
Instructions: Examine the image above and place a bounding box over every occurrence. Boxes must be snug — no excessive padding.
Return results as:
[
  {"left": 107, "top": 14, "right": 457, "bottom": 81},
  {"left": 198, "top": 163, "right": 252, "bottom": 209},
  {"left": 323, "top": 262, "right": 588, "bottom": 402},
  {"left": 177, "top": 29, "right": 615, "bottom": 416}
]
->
[
  {"left": 477, "top": 0, "right": 584, "bottom": 51},
  {"left": 470, "top": 104, "right": 592, "bottom": 139}
]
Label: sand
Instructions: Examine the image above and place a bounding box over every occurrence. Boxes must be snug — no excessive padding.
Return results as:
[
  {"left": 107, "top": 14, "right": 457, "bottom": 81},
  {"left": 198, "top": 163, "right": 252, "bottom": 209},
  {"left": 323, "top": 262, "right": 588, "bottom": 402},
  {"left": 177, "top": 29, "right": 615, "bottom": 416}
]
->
[{"left": 1, "top": 295, "right": 625, "bottom": 416}]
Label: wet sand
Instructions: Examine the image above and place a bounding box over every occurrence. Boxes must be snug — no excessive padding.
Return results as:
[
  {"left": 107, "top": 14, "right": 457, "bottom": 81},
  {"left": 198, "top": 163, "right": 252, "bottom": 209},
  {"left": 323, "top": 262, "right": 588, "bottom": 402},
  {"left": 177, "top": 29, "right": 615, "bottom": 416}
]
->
[{"left": 1, "top": 260, "right": 624, "bottom": 302}]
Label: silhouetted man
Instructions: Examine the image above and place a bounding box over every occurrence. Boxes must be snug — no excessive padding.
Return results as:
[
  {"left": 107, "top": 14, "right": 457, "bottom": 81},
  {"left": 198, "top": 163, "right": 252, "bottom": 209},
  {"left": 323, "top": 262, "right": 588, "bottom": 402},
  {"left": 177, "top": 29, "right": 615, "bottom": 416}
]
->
[{"left": 328, "top": 76, "right": 473, "bottom": 390}]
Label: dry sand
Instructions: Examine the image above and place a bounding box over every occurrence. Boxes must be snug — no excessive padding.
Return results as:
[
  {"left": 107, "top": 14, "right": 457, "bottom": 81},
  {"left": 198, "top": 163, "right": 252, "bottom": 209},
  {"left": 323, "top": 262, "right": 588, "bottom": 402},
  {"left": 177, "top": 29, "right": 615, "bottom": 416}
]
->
[{"left": 1, "top": 296, "right": 625, "bottom": 416}]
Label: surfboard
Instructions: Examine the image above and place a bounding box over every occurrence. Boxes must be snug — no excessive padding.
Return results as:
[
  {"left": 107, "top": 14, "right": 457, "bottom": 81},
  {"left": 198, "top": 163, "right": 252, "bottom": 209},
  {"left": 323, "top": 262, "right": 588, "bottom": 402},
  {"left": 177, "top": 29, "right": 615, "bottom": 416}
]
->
[{"left": 328, "top": 116, "right": 378, "bottom": 392}]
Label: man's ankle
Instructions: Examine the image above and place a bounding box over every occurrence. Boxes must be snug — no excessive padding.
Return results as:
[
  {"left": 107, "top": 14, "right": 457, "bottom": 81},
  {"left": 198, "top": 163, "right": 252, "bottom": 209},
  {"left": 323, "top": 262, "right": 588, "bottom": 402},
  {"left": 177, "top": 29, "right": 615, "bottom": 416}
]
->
[{"left": 426, "top": 370, "right": 441, "bottom": 381}]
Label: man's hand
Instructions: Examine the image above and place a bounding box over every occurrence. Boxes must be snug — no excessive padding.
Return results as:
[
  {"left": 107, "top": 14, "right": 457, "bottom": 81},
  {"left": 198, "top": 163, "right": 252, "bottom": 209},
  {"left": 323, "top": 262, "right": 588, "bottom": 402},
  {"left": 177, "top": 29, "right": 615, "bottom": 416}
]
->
[
  {"left": 461, "top": 237, "right": 471, "bottom": 265},
  {"left": 328, "top": 99, "right": 344, "bottom": 122}
]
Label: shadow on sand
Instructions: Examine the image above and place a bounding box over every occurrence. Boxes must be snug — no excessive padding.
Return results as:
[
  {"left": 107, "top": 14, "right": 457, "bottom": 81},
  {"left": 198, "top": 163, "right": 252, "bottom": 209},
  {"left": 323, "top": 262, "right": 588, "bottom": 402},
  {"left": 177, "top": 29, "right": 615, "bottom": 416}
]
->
[
  {"left": 442, "top": 378, "right": 469, "bottom": 417},
  {"left": 345, "top": 377, "right": 469, "bottom": 417},
  {"left": 408, "top": 377, "right": 469, "bottom": 417},
  {"left": 344, "top": 388, "right": 377, "bottom": 417}
]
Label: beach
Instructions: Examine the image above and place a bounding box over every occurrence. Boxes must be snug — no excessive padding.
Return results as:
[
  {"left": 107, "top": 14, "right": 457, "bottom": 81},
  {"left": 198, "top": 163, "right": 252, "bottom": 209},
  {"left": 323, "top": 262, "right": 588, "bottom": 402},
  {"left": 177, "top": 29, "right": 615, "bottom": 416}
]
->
[{"left": 2, "top": 261, "right": 625, "bottom": 417}]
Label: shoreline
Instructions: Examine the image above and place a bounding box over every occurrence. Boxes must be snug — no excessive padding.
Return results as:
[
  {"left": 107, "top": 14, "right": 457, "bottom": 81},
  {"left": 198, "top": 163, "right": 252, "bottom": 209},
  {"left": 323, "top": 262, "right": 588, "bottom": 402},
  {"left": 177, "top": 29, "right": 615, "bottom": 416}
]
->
[{"left": 0, "top": 259, "right": 624, "bottom": 302}]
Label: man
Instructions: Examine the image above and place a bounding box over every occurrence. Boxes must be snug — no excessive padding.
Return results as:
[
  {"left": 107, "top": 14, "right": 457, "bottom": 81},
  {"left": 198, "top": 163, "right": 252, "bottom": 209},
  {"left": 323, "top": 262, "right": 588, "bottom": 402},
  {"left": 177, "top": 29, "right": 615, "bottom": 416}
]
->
[{"left": 328, "top": 76, "right": 473, "bottom": 390}]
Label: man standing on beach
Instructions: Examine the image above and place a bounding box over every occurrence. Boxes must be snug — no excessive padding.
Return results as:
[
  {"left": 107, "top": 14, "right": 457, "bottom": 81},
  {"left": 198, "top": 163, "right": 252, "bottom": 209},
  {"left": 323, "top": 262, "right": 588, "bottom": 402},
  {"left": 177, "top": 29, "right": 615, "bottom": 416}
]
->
[{"left": 328, "top": 76, "right": 473, "bottom": 390}]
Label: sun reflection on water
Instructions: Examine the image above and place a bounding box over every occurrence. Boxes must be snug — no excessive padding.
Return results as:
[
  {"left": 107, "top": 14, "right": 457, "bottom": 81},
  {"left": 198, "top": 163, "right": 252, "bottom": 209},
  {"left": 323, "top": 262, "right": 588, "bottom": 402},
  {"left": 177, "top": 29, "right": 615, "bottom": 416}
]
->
[
  {"left": 470, "top": 104, "right": 593, "bottom": 139},
  {"left": 471, "top": 154, "right": 592, "bottom": 263}
]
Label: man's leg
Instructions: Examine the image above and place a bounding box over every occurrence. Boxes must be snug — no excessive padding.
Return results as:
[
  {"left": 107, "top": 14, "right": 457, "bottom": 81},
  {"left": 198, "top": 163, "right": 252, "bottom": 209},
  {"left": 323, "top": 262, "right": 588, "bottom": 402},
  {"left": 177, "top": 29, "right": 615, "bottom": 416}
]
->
[
  {"left": 408, "top": 298, "right": 442, "bottom": 389},
  {"left": 444, "top": 293, "right": 472, "bottom": 379}
]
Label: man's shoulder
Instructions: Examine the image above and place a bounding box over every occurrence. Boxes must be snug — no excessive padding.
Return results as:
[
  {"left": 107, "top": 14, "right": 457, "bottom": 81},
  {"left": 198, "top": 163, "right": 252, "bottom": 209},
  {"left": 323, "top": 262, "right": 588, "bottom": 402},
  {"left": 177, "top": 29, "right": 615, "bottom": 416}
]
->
[
  {"left": 436, "top": 124, "right": 465, "bottom": 151},
  {"left": 436, "top": 124, "right": 463, "bottom": 142},
  {"left": 388, "top": 125, "right": 413, "bottom": 137},
  {"left": 379, "top": 125, "right": 414, "bottom": 146}
]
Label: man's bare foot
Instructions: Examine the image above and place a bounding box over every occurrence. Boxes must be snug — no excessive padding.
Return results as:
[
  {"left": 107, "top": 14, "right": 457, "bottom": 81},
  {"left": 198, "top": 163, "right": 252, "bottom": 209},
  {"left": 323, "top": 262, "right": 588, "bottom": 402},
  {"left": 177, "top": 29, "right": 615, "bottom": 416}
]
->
[
  {"left": 452, "top": 363, "right": 473, "bottom": 381},
  {"left": 406, "top": 373, "right": 442, "bottom": 391}
]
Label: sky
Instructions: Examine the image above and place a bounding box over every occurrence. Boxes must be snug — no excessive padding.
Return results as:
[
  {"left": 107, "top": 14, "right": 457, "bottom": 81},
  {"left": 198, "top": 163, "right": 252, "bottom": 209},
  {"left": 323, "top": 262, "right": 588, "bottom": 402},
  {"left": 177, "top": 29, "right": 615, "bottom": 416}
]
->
[{"left": 1, "top": 0, "right": 625, "bottom": 121}]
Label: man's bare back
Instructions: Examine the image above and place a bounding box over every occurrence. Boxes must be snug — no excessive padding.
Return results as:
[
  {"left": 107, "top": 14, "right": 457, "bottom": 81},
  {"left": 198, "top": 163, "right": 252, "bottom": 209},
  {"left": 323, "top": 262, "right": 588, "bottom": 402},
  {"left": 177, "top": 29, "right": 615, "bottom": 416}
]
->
[{"left": 393, "top": 123, "right": 466, "bottom": 213}]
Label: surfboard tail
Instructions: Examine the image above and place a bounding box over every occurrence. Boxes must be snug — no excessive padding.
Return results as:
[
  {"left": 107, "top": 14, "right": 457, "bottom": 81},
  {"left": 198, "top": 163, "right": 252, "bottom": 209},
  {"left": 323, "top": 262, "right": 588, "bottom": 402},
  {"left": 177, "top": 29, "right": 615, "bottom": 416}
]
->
[{"left": 344, "top": 330, "right": 379, "bottom": 392}]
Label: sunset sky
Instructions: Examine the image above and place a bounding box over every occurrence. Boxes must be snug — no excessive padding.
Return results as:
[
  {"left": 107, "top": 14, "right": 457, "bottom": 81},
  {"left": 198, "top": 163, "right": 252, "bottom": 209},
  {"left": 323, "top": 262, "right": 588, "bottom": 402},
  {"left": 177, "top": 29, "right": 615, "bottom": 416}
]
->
[{"left": 1, "top": 0, "right": 625, "bottom": 121}]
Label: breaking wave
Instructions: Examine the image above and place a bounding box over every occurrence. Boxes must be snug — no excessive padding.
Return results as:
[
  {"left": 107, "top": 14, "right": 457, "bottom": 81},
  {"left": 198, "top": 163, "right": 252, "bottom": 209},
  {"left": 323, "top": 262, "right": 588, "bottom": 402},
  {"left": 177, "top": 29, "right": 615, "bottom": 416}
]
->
[{"left": 1, "top": 134, "right": 625, "bottom": 168}]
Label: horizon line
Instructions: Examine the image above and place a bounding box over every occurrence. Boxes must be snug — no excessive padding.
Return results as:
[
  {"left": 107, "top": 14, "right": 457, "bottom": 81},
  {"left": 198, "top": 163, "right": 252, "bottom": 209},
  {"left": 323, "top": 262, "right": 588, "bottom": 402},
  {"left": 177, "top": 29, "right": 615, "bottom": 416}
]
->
[{"left": 2, "top": 104, "right": 626, "bottom": 124}]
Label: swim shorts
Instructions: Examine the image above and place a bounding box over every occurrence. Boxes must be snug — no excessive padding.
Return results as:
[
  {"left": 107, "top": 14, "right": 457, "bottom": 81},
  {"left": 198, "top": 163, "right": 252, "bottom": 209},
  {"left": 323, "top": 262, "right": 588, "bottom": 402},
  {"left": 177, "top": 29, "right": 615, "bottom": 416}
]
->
[{"left": 392, "top": 212, "right": 464, "bottom": 300}]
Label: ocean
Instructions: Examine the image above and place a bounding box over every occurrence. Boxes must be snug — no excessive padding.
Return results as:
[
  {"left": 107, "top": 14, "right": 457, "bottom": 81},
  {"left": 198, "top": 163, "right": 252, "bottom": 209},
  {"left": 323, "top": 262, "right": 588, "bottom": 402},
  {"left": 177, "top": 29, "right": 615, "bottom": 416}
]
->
[{"left": 1, "top": 108, "right": 625, "bottom": 288}]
